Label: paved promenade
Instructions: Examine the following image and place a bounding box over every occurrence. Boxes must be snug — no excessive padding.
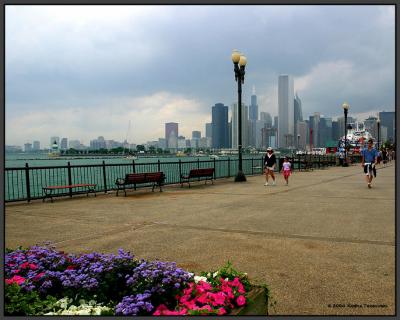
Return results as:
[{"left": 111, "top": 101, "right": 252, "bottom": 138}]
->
[{"left": 5, "top": 164, "right": 395, "bottom": 315}]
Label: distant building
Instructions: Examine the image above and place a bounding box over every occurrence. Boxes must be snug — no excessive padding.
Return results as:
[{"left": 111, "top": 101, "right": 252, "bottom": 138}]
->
[
  {"left": 364, "top": 116, "right": 378, "bottom": 140},
  {"left": 260, "top": 112, "right": 273, "bottom": 127},
  {"left": 379, "top": 111, "right": 395, "bottom": 142},
  {"left": 165, "top": 122, "right": 178, "bottom": 149},
  {"left": 212, "top": 103, "right": 229, "bottom": 149},
  {"left": 249, "top": 87, "right": 259, "bottom": 121},
  {"left": 33, "top": 141, "right": 40, "bottom": 151},
  {"left": 6, "top": 145, "right": 23, "bottom": 152},
  {"left": 69, "top": 140, "right": 81, "bottom": 149},
  {"left": 158, "top": 138, "right": 167, "bottom": 150},
  {"left": 24, "top": 143, "right": 33, "bottom": 152},
  {"left": 337, "top": 116, "right": 356, "bottom": 139},
  {"left": 199, "top": 137, "right": 208, "bottom": 148},
  {"left": 90, "top": 136, "right": 107, "bottom": 150},
  {"left": 296, "top": 121, "right": 307, "bottom": 150},
  {"left": 294, "top": 93, "right": 303, "bottom": 140},
  {"left": 318, "top": 117, "right": 332, "bottom": 147},
  {"left": 60, "top": 138, "right": 68, "bottom": 150},
  {"left": 192, "top": 131, "right": 201, "bottom": 139},
  {"left": 278, "top": 75, "right": 294, "bottom": 148},
  {"left": 332, "top": 121, "right": 340, "bottom": 141}
]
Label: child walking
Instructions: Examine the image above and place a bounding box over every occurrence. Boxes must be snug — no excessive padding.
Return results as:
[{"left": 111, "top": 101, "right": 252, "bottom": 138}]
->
[{"left": 281, "top": 156, "right": 292, "bottom": 186}]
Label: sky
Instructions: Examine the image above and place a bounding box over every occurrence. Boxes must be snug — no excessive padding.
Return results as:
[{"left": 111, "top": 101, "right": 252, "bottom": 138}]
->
[{"left": 6, "top": 5, "right": 395, "bottom": 147}]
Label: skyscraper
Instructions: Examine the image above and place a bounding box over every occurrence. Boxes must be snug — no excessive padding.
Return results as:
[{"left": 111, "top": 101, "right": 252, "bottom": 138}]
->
[
  {"left": 318, "top": 117, "right": 332, "bottom": 147},
  {"left": 278, "top": 75, "right": 294, "bottom": 148},
  {"left": 60, "top": 138, "right": 68, "bottom": 150},
  {"left": 165, "top": 122, "right": 178, "bottom": 149},
  {"left": 294, "top": 93, "right": 303, "bottom": 140},
  {"left": 231, "top": 103, "right": 249, "bottom": 148},
  {"left": 379, "top": 111, "right": 395, "bottom": 142},
  {"left": 192, "top": 131, "right": 201, "bottom": 139},
  {"left": 332, "top": 121, "right": 340, "bottom": 141},
  {"left": 296, "top": 121, "right": 307, "bottom": 150},
  {"left": 33, "top": 141, "right": 40, "bottom": 151},
  {"left": 249, "top": 86, "right": 258, "bottom": 121},
  {"left": 364, "top": 116, "right": 378, "bottom": 140},
  {"left": 260, "top": 112, "right": 273, "bottom": 127},
  {"left": 211, "top": 103, "right": 229, "bottom": 149},
  {"left": 309, "top": 113, "right": 320, "bottom": 147}
]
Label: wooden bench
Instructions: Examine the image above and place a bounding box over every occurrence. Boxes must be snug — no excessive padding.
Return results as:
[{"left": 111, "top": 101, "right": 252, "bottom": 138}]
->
[
  {"left": 115, "top": 172, "right": 165, "bottom": 196},
  {"left": 180, "top": 168, "right": 214, "bottom": 188},
  {"left": 42, "top": 183, "right": 97, "bottom": 203},
  {"left": 299, "top": 160, "right": 313, "bottom": 171}
]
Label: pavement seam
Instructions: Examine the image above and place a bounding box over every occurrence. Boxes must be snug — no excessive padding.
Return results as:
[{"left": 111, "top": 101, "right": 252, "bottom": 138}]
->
[
  {"left": 51, "top": 221, "right": 156, "bottom": 246},
  {"left": 151, "top": 222, "right": 395, "bottom": 246}
]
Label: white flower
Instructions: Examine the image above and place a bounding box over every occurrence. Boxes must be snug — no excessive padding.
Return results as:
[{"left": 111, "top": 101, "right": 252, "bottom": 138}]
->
[
  {"left": 213, "top": 271, "right": 219, "bottom": 278},
  {"left": 76, "top": 309, "right": 91, "bottom": 315},
  {"left": 207, "top": 272, "right": 211, "bottom": 277},
  {"left": 194, "top": 275, "right": 208, "bottom": 283}
]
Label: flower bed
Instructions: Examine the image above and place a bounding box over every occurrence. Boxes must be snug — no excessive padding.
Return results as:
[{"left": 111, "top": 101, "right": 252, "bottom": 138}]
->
[{"left": 5, "top": 244, "right": 271, "bottom": 316}]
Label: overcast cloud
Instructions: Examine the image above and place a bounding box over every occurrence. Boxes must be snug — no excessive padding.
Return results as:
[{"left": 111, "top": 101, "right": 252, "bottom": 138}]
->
[{"left": 6, "top": 5, "right": 395, "bottom": 146}]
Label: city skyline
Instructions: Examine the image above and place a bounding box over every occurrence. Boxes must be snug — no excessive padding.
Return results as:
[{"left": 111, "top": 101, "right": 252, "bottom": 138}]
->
[{"left": 6, "top": 5, "right": 395, "bottom": 146}]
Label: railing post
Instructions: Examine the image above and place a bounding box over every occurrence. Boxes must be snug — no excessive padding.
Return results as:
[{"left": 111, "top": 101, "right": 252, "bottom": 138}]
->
[
  {"left": 132, "top": 160, "right": 136, "bottom": 173},
  {"left": 228, "top": 157, "right": 231, "bottom": 177},
  {"left": 102, "top": 161, "right": 107, "bottom": 193},
  {"left": 158, "top": 159, "right": 161, "bottom": 172},
  {"left": 67, "top": 162, "right": 72, "bottom": 198},
  {"left": 251, "top": 158, "right": 254, "bottom": 175},
  {"left": 318, "top": 155, "right": 321, "bottom": 168},
  {"left": 25, "top": 163, "right": 31, "bottom": 203},
  {"left": 197, "top": 158, "right": 200, "bottom": 169},
  {"left": 213, "top": 157, "right": 216, "bottom": 179},
  {"left": 179, "top": 159, "right": 182, "bottom": 184}
]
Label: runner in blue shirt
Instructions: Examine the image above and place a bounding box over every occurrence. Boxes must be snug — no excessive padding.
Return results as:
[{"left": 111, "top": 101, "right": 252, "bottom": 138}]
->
[{"left": 361, "top": 138, "right": 378, "bottom": 189}]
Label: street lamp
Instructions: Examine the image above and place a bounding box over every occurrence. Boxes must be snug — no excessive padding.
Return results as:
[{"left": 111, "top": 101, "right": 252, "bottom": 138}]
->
[
  {"left": 232, "top": 49, "right": 247, "bottom": 182},
  {"left": 377, "top": 119, "right": 381, "bottom": 150},
  {"left": 342, "top": 102, "right": 350, "bottom": 167}
]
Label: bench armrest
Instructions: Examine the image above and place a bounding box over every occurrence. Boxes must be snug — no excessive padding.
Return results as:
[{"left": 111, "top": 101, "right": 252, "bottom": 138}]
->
[{"left": 115, "top": 178, "right": 125, "bottom": 185}]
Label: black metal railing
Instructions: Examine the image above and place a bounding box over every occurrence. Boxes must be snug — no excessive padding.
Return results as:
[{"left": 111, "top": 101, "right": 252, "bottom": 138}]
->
[{"left": 5, "top": 155, "right": 338, "bottom": 203}]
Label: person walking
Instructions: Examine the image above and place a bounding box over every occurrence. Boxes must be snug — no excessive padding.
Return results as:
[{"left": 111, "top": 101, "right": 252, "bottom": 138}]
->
[
  {"left": 361, "top": 138, "right": 379, "bottom": 189},
  {"left": 280, "top": 156, "right": 292, "bottom": 186},
  {"left": 264, "top": 147, "right": 276, "bottom": 186}
]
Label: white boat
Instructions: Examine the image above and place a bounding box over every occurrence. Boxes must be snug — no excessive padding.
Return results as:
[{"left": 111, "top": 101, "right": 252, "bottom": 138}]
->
[
  {"left": 48, "top": 141, "right": 60, "bottom": 157},
  {"left": 210, "top": 155, "right": 220, "bottom": 159}
]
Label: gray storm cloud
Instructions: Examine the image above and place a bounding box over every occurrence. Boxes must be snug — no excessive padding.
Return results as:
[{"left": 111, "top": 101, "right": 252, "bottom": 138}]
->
[{"left": 5, "top": 5, "right": 395, "bottom": 145}]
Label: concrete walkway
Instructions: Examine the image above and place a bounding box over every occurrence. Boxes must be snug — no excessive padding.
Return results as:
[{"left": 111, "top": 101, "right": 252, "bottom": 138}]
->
[{"left": 5, "top": 164, "right": 395, "bottom": 315}]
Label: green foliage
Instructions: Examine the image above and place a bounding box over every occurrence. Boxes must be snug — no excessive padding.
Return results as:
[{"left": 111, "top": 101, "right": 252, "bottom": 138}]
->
[{"left": 5, "top": 284, "right": 57, "bottom": 316}]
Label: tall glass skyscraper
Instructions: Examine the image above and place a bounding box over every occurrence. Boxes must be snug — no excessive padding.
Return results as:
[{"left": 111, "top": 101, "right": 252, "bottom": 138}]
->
[
  {"left": 212, "top": 103, "right": 229, "bottom": 149},
  {"left": 379, "top": 111, "right": 395, "bottom": 142},
  {"left": 278, "top": 75, "right": 294, "bottom": 148}
]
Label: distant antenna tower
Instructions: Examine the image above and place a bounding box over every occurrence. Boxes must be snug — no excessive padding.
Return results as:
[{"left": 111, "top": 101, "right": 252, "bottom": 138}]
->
[{"left": 252, "top": 85, "right": 256, "bottom": 95}]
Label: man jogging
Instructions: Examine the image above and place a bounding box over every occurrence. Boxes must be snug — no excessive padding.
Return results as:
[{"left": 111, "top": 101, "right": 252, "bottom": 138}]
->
[{"left": 361, "top": 138, "right": 379, "bottom": 189}]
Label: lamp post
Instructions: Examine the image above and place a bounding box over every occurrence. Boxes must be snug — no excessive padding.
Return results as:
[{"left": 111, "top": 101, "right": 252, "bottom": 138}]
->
[
  {"left": 342, "top": 102, "right": 350, "bottom": 167},
  {"left": 377, "top": 119, "right": 381, "bottom": 150},
  {"left": 232, "top": 49, "right": 247, "bottom": 182}
]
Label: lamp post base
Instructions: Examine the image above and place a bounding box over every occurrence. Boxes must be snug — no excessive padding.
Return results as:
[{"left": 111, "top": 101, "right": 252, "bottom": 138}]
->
[{"left": 234, "top": 170, "right": 247, "bottom": 182}]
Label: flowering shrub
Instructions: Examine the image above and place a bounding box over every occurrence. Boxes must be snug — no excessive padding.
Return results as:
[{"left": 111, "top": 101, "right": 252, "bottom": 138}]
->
[
  {"left": 5, "top": 245, "right": 260, "bottom": 316},
  {"left": 44, "top": 297, "right": 113, "bottom": 315}
]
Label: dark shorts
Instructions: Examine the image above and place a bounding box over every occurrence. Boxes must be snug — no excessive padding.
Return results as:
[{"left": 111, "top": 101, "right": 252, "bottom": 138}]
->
[{"left": 364, "top": 164, "right": 376, "bottom": 177}]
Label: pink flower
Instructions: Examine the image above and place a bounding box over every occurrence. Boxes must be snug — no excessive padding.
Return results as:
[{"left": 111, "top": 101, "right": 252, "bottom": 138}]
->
[
  {"left": 21, "top": 262, "right": 30, "bottom": 269},
  {"left": 237, "top": 283, "right": 246, "bottom": 294},
  {"left": 153, "top": 305, "right": 187, "bottom": 316},
  {"left": 182, "top": 299, "right": 197, "bottom": 310},
  {"left": 29, "top": 263, "right": 38, "bottom": 270},
  {"left": 232, "top": 277, "right": 241, "bottom": 287},
  {"left": 236, "top": 295, "right": 246, "bottom": 307},
  {"left": 217, "top": 307, "right": 227, "bottom": 315},
  {"left": 198, "top": 281, "right": 212, "bottom": 291},
  {"left": 212, "top": 292, "right": 227, "bottom": 306},
  {"left": 33, "top": 272, "right": 45, "bottom": 281},
  {"left": 66, "top": 265, "right": 75, "bottom": 270},
  {"left": 196, "top": 293, "right": 210, "bottom": 304},
  {"left": 198, "top": 305, "right": 212, "bottom": 312},
  {"left": 221, "top": 286, "right": 235, "bottom": 299},
  {"left": 6, "top": 275, "right": 26, "bottom": 285}
]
